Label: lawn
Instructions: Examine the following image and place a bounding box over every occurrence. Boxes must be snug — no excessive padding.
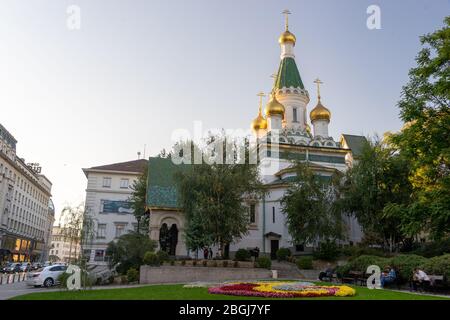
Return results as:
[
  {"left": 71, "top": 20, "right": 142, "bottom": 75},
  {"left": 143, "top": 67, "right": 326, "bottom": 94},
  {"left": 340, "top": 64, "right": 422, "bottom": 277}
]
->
[{"left": 11, "top": 283, "right": 449, "bottom": 300}]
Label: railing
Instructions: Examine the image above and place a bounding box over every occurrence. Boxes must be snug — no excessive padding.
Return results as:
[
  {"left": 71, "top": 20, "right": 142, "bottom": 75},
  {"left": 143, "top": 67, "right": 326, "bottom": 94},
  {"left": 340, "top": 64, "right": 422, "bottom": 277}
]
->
[{"left": 0, "top": 272, "right": 29, "bottom": 285}]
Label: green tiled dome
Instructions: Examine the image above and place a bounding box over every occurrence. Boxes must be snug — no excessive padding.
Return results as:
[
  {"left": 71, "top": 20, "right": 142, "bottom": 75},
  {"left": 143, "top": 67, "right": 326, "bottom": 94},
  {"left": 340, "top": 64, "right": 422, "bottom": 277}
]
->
[{"left": 274, "top": 57, "right": 305, "bottom": 90}]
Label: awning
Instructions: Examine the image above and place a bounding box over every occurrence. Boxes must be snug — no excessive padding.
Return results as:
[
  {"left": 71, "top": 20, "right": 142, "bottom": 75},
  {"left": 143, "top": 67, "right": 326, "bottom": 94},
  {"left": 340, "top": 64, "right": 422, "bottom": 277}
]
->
[{"left": 264, "top": 232, "right": 282, "bottom": 239}]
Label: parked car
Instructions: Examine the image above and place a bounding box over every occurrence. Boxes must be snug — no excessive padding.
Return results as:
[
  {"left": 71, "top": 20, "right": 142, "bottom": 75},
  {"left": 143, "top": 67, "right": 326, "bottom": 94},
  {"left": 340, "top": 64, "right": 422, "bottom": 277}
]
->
[
  {"left": 20, "top": 262, "right": 31, "bottom": 272},
  {"left": 26, "top": 264, "right": 68, "bottom": 287},
  {"left": 5, "top": 263, "right": 22, "bottom": 273},
  {"left": 31, "top": 262, "right": 42, "bottom": 270},
  {"left": 1, "top": 263, "right": 12, "bottom": 273}
]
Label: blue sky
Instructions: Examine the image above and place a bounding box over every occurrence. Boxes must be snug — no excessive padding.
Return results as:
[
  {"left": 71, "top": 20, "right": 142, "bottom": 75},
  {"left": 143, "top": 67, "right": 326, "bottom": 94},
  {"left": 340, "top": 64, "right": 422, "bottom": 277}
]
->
[{"left": 1, "top": 0, "right": 449, "bottom": 217}]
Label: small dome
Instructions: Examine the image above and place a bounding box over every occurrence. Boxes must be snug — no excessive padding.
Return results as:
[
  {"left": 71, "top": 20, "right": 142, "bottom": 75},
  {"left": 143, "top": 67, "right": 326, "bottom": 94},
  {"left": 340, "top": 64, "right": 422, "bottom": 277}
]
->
[
  {"left": 310, "top": 101, "right": 331, "bottom": 122},
  {"left": 251, "top": 113, "right": 267, "bottom": 131},
  {"left": 279, "top": 30, "right": 296, "bottom": 45},
  {"left": 264, "top": 94, "right": 285, "bottom": 117}
]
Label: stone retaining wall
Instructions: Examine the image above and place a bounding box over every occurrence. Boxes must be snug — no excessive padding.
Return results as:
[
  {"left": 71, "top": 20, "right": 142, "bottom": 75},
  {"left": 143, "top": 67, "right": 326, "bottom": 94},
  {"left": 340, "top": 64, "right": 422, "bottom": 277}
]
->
[{"left": 140, "top": 266, "right": 272, "bottom": 284}]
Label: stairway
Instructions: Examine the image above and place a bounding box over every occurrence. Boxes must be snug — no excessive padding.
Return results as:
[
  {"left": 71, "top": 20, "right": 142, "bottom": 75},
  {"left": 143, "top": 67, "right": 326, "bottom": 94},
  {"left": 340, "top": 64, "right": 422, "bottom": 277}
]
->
[{"left": 271, "top": 261, "right": 313, "bottom": 279}]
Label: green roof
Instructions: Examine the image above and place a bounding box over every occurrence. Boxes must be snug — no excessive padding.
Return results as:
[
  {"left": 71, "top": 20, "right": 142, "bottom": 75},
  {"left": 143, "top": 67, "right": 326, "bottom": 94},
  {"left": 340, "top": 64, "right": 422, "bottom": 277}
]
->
[
  {"left": 341, "top": 134, "right": 367, "bottom": 157},
  {"left": 274, "top": 57, "right": 305, "bottom": 90},
  {"left": 146, "top": 157, "right": 190, "bottom": 209}
]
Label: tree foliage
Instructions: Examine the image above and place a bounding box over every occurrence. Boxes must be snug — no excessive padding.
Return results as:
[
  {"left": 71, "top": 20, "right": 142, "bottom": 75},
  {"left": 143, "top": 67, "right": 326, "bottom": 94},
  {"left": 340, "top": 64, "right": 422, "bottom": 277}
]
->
[
  {"left": 338, "top": 138, "right": 412, "bottom": 251},
  {"left": 176, "top": 135, "right": 264, "bottom": 257},
  {"left": 129, "top": 165, "right": 149, "bottom": 235},
  {"left": 390, "top": 17, "right": 450, "bottom": 239},
  {"left": 280, "top": 162, "right": 345, "bottom": 245},
  {"left": 105, "top": 232, "right": 156, "bottom": 274}
]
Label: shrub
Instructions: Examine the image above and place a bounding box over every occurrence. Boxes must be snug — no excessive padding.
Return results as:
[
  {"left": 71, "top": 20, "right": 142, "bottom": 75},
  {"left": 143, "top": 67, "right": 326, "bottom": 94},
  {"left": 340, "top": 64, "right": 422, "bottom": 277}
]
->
[
  {"left": 170, "top": 260, "right": 175, "bottom": 266},
  {"left": 313, "top": 241, "right": 340, "bottom": 261},
  {"left": 58, "top": 268, "right": 93, "bottom": 289},
  {"left": 181, "top": 260, "right": 186, "bottom": 266},
  {"left": 193, "top": 260, "right": 197, "bottom": 266},
  {"left": 390, "top": 254, "right": 428, "bottom": 281},
  {"left": 233, "top": 261, "right": 239, "bottom": 268},
  {"left": 202, "top": 260, "right": 208, "bottom": 267},
  {"left": 276, "top": 248, "right": 291, "bottom": 261},
  {"left": 255, "top": 256, "right": 271, "bottom": 269},
  {"left": 126, "top": 268, "right": 139, "bottom": 283},
  {"left": 340, "top": 246, "right": 386, "bottom": 258},
  {"left": 420, "top": 254, "right": 450, "bottom": 278},
  {"left": 234, "top": 249, "right": 251, "bottom": 261},
  {"left": 156, "top": 250, "right": 170, "bottom": 262},
  {"left": 143, "top": 252, "right": 160, "bottom": 266},
  {"left": 339, "top": 255, "right": 390, "bottom": 276},
  {"left": 212, "top": 261, "right": 218, "bottom": 267},
  {"left": 413, "top": 238, "right": 450, "bottom": 258},
  {"left": 296, "top": 256, "right": 313, "bottom": 269},
  {"left": 222, "top": 260, "right": 229, "bottom": 268}
]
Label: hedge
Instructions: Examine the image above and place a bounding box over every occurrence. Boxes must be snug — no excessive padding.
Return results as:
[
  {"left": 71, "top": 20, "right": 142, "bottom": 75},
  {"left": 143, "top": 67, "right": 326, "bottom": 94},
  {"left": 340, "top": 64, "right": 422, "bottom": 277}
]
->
[{"left": 420, "top": 254, "right": 450, "bottom": 279}]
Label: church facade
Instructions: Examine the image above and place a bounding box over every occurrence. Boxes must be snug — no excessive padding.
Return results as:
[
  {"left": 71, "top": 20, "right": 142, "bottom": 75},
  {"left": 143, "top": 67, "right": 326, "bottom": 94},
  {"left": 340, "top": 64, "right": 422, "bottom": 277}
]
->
[{"left": 146, "top": 14, "right": 365, "bottom": 259}]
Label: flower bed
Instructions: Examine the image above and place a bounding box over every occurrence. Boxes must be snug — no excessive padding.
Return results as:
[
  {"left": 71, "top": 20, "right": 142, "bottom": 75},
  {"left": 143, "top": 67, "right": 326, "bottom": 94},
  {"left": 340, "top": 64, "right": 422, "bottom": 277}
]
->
[{"left": 208, "top": 281, "right": 356, "bottom": 298}]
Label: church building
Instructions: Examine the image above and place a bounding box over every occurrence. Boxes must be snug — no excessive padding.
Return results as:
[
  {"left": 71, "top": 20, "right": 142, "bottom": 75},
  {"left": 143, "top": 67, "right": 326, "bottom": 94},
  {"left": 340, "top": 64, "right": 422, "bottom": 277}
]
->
[{"left": 146, "top": 12, "right": 365, "bottom": 259}]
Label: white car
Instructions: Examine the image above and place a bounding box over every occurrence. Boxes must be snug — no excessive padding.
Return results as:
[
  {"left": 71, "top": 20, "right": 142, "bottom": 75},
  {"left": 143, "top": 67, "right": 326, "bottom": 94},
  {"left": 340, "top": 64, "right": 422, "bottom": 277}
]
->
[{"left": 26, "top": 264, "right": 68, "bottom": 287}]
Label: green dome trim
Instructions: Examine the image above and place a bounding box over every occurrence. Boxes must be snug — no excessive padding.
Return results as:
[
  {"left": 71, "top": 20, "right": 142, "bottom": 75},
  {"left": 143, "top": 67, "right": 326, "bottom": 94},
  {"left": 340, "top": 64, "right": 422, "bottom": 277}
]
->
[{"left": 274, "top": 57, "right": 305, "bottom": 90}]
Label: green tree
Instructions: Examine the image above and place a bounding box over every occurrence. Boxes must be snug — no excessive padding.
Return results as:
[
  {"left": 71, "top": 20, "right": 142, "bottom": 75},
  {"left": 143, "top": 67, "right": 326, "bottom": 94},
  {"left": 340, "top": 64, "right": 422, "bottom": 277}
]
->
[
  {"left": 129, "top": 166, "right": 149, "bottom": 235},
  {"left": 105, "top": 232, "right": 156, "bottom": 274},
  {"left": 338, "top": 137, "right": 412, "bottom": 251},
  {"left": 390, "top": 17, "right": 450, "bottom": 239},
  {"left": 176, "top": 135, "right": 264, "bottom": 257},
  {"left": 280, "top": 162, "right": 344, "bottom": 246}
]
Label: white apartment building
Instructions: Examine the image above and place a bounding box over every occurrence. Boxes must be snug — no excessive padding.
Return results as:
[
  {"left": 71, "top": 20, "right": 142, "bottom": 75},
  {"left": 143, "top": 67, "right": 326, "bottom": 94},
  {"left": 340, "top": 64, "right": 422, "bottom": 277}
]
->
[
  {"left": 49, "top": 225, "right": 81, "bottom": 262},
  {"left": 82, "top": 159, "right": 147, "bottom": 265},
  {"left": 0, "top": 123, "right": 54, "bottom": 262}
]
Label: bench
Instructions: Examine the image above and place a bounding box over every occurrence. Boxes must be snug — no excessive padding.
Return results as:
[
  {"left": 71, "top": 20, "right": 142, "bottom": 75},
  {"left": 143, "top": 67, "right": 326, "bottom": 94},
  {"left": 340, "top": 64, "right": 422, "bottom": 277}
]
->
[
  {"left": 340, "top": 271, "right": 364, "bottom": 285},
  {"left": 411, "top": 275, "right": 446, "bottom": 292}
]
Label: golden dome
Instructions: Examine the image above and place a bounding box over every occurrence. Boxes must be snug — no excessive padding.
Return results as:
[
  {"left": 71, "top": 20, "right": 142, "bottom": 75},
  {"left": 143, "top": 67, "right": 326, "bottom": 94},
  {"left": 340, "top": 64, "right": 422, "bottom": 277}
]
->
[
  {"left": 310, "top": 100, "right": 331, "bottom": 122},
  {"left": 251, "top": 113, "right": 267, "bottom": 131},
  {"left": 264, "top": 94, "right": 285, "bottom": 117},
  {"left": 279, "top": 30, "right": 296, "bottom": 45}
]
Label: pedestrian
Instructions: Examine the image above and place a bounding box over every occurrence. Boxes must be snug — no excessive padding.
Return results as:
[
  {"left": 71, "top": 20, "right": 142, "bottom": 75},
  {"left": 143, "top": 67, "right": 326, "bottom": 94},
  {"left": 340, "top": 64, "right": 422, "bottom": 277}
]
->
[
  {"left": 208, "top": 247, "right": 213, "bottom": 259},
  {"left": 203, "top": 247, "right": 208, "bottom": 260}
]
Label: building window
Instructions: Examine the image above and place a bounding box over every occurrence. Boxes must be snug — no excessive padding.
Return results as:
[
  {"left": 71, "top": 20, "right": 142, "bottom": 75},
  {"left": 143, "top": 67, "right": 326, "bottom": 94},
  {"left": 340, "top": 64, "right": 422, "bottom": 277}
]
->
[
  {"left": 120, "top": 179, "right": 129, "bottom": 189},
  {"left": 94, "top": 250, "right": 104, "bottom": 262},
  {"left": 295, "top": 244, "right": 304, "bottom": 252},
  {"left": 115, "top": 224, "right": 126, "bottom": 238},
  {"left": 249, "top": 204, "right": 256, "bottom": 224},
  {"left": 102, "top": 177, "right": 111, "bottom": 188},
  {"left": 97, "top": 224, "right": 106, "bottom": 239},
  {"left": 272, "top": 207, "right": 275, "bottom": 223},
  {"left": 293, "top": 108, "right": 298, "bottom": 122}
]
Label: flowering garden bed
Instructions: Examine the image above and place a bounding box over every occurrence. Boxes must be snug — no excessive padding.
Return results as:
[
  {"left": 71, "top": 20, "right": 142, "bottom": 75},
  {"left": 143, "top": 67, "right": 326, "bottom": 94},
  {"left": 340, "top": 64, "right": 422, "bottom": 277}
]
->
[{"left": 208, "top": 281, "right": 356, "bottom": 298}]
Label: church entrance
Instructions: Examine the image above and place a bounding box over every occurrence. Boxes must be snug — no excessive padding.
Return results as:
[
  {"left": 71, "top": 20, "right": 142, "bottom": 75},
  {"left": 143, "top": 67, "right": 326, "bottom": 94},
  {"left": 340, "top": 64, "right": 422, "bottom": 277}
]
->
[
  {"left": 159, "top": 223, "right": 178, "bottom": 256},
  {"left": 270, "top": 240, "right": 279, "bottom": 260}
]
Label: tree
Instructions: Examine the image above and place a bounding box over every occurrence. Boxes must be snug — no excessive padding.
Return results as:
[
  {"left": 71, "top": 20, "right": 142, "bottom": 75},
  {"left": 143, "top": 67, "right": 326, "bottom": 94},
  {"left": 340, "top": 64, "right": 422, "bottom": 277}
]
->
[
  {"left": 338, "top": 137, "right": 412, "bottom": 251},
  {"left": 105, "top": 232, "right": 156, "bottom": 274},
  {"left": 59, "top": 204, "right": 85, "bottom": 263},
  {"left": 176, "top": 135, "right": 264, "bottom": 258},
  {"left": 390, "top": 17, "right": 450, "bottom": 240},
  {"left": 129, "top": 166, "right": 149, "bottom": 235},
  {"left": 280, "top": 162, "right": 344, "bottom": 246}
]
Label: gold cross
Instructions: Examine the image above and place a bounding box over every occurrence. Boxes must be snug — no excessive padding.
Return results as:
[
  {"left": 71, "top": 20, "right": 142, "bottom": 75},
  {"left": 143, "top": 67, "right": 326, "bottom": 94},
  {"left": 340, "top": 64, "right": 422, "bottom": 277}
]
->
[
  {"left": 314, "top": 78, "right": 323, "bottom": 100},
  {"left": 257, "top": 92, "right": 265, "bottom": 113},
  {"left": 282, "top": 9, "right": 291, "bottom": 31}
]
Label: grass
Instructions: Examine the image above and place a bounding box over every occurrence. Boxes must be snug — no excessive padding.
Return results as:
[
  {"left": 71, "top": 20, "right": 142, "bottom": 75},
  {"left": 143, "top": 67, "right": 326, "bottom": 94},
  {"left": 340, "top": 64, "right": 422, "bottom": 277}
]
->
[{"left": 10, "top": 282, "right": 449, "bottom": 300}]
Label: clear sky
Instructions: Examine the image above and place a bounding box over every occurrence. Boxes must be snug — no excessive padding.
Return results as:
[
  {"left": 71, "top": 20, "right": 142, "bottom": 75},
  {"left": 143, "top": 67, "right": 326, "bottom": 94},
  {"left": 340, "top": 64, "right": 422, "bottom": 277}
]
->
[{"left": 1, "top": 0, "right": 449, "bottom": 221}]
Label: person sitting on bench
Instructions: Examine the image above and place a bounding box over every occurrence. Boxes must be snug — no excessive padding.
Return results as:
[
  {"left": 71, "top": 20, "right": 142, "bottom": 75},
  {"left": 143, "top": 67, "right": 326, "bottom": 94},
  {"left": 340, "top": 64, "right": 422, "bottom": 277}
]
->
[
  {"left": 411, "top": 268, "right": 430, "bottom": 291},
  {"left": 319, "top": 263, "right": 334, "bottom": 282},
  {"left": 380, "top": 266, "right": 397, "bottom": 288}
]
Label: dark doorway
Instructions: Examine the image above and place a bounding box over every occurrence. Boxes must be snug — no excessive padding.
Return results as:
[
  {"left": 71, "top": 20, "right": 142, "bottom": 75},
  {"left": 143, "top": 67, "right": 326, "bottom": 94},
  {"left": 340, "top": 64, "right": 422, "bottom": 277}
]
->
[
  {"left": 159, "top": 223, "right": 178, "bottom": 256},
  {"left": 270, "top": 240, "right": 279, "bottom": 260}
]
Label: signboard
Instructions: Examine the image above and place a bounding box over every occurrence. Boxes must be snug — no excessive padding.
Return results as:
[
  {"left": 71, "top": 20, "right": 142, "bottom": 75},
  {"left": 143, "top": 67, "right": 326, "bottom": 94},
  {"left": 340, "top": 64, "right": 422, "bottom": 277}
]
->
[{"left": 101, "top": 200, "right": 133, "bottom": 214}]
